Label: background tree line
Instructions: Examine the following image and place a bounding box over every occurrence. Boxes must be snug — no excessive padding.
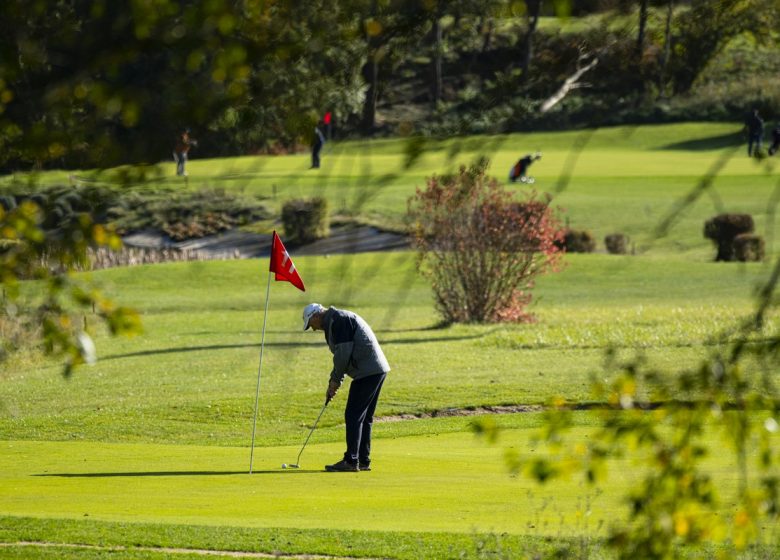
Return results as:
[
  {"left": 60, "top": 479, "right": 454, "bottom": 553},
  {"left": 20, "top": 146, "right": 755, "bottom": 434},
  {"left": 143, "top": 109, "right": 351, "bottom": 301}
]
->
[
  {"left": 1, "top": 0, "right": 778, "bottom": 173},
  {"left": 2, "top": 2, "right": 780, "bottom": 556}
]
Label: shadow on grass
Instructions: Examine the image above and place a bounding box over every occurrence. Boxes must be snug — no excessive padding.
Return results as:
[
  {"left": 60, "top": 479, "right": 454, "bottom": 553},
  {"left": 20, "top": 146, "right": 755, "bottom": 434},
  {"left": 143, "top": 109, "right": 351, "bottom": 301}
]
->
[
  {"left": 656, "top": 131, "right": 743, "bottom": 151},
  {"left": 102, "top": 332, "right": 495, "bottom": 361},
  {"left": 34, "top": 470, "right": 324, "bottom": 477},
  {"left": 102, "top": 342, "right": 318, "bottom": 361}
]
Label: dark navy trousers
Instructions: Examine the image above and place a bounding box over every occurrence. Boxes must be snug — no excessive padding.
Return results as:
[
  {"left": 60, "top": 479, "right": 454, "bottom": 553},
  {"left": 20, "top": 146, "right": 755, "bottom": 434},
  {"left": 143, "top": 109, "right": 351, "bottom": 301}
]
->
[{"left": 343, "top": 373, "right": 386, "bottom": 466}]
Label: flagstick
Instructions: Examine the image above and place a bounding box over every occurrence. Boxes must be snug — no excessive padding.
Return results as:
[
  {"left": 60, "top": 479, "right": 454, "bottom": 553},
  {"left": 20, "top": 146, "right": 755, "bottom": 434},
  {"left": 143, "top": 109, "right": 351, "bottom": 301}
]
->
[{"left": 249, "top": 271, "right": 273, "bottom": 474}]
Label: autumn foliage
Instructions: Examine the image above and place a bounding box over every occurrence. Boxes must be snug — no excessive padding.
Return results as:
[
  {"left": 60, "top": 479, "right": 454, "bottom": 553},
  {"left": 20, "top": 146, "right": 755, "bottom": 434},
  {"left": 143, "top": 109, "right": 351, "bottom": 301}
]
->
[{"left": 407, "top": 159, "right": 565, "bottom": 324}]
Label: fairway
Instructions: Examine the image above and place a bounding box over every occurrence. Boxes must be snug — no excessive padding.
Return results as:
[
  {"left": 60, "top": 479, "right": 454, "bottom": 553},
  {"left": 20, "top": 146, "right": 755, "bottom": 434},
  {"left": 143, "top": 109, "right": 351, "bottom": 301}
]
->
[
  {"left": 2, "top": 123, "right": 780, "bottom": 558},
  {"left": 9, "top": 122, "right": 778, "bottom": 261}
]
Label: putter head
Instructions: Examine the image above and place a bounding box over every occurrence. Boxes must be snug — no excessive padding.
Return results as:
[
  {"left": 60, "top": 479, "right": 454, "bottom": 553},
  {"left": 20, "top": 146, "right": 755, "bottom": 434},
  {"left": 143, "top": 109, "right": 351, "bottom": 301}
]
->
[{"left": 289, "top": 464, "right": 300, "bottom": 469}]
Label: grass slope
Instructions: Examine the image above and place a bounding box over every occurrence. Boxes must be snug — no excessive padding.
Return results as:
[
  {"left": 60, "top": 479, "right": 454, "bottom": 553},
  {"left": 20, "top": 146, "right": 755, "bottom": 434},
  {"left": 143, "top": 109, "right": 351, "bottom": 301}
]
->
[{"left": 0, "top": 253, "right": 773, "bottom": 445}]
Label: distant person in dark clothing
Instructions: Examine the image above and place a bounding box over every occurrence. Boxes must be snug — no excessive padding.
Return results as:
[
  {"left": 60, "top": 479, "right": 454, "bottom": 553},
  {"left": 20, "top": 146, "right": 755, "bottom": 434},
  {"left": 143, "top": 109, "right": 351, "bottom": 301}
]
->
[
  {"left": 745, "top": 109, "right": 764, "bottom": 157},
  {"left": 311, "top": 121, "right": 326, "bottom": 169},
  {"left": 769, "top": 123, "right": 780, "bottom": 156},
  {"left": 509, "top": 152, "right": 542, "bottom": 183},
  {"left": 173, "top": 128, "right": 197, "bottom": 176}
]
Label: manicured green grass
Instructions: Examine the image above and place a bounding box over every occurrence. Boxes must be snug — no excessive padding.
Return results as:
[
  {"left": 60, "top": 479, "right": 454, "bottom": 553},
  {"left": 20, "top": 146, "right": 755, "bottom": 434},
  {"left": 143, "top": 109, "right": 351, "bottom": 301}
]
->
[
  {"left": 0, "top": 512, "right": 605, "bottom": 560},
  {"left": 0, "top": 428, "right": 624, "bottom": 534},
  {"left": 0, "top": 252, "right": 777, "bottom": 559},
  {"left": 0, "top": 417, "right": 775, "bottom": 558},
  {"left": 2, "top": 123, "right": 779, "bottom": 557}
]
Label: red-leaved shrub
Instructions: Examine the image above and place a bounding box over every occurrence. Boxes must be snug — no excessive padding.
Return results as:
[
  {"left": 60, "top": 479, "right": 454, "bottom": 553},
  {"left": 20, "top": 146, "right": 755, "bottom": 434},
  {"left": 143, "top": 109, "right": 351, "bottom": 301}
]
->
[{"left": 407, "top": 159, "right": 565, "bottom": 324}]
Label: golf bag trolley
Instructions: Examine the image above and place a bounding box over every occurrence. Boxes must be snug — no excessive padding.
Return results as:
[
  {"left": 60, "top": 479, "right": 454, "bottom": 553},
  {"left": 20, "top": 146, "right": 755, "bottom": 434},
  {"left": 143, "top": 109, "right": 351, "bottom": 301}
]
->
[{"left": 509, "top": 151, "right": 542, "bottom": 184}]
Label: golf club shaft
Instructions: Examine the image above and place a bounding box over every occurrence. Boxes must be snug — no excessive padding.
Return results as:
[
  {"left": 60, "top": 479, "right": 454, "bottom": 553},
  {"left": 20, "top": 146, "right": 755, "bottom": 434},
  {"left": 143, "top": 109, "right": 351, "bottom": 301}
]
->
[{"left": 295, "top": 399, "right": 329, "bottom": 466}]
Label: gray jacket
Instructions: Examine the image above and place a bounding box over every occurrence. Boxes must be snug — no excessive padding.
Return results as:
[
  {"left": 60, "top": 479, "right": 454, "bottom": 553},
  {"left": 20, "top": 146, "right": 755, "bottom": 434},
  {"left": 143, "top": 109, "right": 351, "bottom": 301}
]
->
[{"left": 322, "top": 307, "right": 390, "bottom": 384}]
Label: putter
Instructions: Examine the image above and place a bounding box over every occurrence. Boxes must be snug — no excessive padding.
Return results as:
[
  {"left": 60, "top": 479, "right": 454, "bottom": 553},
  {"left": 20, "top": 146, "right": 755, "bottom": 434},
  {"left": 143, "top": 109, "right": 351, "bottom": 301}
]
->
[{"left": 283, "top": 396, "right": 330, "bottom": 469}]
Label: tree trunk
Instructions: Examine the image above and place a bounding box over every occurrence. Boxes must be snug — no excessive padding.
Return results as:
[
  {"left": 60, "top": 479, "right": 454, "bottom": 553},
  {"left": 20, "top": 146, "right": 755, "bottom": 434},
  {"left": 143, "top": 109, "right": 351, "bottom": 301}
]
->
[
  {"left": 520, "top": 0, "right": 542, "bottom": 81},
  {"left": 636, "top": 0, "right": 648, "bottom": 57},
  {"left": 360, "top": 0, "right": 380, "bottom": 133},
  {"left": 432, "top": 16, "right": 443, "bottom": 105},
  {"left": 361, "top": 57, "right": 379, "bottom": 133},
  {"left": 657, "top": 0, "right": 674, "bottom": 99},
  {"left": 481, "top": 16, "right": 494, "bottom": 53}
]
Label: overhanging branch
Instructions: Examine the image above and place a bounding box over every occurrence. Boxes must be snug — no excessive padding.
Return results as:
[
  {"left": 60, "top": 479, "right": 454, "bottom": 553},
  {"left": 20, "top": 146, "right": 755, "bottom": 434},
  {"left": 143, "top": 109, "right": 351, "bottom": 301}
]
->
[{"left": 540, "top": 50, "right": 599, "bottom": 114}]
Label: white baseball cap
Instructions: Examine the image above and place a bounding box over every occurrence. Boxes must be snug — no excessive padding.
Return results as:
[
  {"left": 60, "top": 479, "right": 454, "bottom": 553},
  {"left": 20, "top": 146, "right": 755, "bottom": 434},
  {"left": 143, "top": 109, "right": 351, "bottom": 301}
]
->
[{"left": 302, "top": 303, "right": 325, "bottom": 331}]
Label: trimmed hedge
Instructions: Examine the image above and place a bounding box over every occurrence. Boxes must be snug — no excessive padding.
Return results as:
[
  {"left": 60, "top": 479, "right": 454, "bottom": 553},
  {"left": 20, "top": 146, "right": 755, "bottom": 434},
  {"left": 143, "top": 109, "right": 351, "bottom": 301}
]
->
[
  {"left": 605, "top": 233, "right": 629, "bottom": 255},
  {"left": 555, "top": 229, "right": 596, "bottom": 253},
  {"left": 733, "top": 234, "right": 764, "bottom": 262},
  {"left": 281, "top": 197, "right": 329, "bottom": 245},
  {"left": 703, "top": 214, "right": 754, "bottom": 262}
]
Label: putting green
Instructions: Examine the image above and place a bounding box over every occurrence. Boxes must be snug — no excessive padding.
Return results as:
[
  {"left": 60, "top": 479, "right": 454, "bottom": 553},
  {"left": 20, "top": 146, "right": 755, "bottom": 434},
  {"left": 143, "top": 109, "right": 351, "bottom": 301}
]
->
[
  {"left": 2, "top": 428, "right": 636, "bottom": 537},
  {"left": 1, "top": 419, "right": 756, "bottom": 539}
]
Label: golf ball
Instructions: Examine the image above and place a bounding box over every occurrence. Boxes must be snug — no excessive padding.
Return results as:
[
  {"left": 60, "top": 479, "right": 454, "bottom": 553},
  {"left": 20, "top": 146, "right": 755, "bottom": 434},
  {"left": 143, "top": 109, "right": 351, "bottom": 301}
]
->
[{"left": 281, "top": 463, "right": 287, "bottom": 469}]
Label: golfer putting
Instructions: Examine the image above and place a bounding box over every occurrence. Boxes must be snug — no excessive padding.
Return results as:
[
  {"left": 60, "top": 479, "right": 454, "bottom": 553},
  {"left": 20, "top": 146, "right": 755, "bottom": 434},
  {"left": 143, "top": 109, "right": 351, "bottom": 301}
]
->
[{"left": 302, "top": 303, "right": 390, "bottom": 472}]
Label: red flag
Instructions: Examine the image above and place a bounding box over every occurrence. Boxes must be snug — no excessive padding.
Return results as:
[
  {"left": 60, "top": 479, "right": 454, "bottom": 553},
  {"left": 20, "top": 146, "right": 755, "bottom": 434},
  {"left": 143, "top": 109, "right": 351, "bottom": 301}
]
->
[
  {"left": 323, "top": 112, "right": 332, "bottom": 125},
  {"left": 269, "top": 231, "right": 305, "bottom": 291}
]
